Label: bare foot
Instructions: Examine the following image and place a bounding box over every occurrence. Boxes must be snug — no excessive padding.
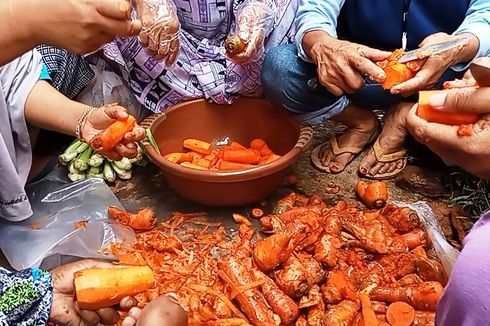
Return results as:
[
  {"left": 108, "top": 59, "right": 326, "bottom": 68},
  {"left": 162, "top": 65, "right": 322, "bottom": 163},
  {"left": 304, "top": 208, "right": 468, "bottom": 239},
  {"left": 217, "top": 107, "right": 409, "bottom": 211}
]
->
[
  {"left": 359, "top": 102, "right": 413, "bottom": 178},
  {"left": 315, "top": 105, "right": 379, "bottom": 173}
]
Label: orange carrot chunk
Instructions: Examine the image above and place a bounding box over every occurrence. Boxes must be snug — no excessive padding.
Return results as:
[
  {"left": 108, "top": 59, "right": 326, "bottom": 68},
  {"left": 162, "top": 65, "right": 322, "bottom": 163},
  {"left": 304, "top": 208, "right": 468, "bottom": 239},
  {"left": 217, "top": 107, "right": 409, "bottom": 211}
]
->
[
  {"left": 164, "top": 152, "right": 194, "bottom": 164},
  {"left": 251, "top": 208, "right": 264, "bottom": 218},
  {"left": 222, "top": 148, "right": 260, "bottom": 164},
  {"left": 216, "top": 160, "right": 255, "bottom": 171},
  {"left": 386, "top": 302, "right": 415, "bottom": 326},
  {"left": 417, "top": 90, "right": 480, "bottom": 125},
  {"left": 183, "top": 139, "right": 212, "bottom": 155},
  {"left": 356, "top": 180, "right": 388, "bottom": 209},
  {"left": 91, "top": 115, "right": 136, "bottom": 152},
  {"left": 180, "top": 161, "right": 209, "bottom": 170},
  {"left": 75, "top": 266, "right": 155, "bottom": 310},
  {"left": 229, "top": 141, "right": 247, "bottom": 149}
]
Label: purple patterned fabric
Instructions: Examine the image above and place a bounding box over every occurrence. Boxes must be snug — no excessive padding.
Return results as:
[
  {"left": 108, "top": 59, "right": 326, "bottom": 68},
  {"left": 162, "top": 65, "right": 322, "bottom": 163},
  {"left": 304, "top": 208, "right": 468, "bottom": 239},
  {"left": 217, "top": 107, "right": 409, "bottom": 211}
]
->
[{"left": 98, "top": 0, "right": 297, "bottom": 112}]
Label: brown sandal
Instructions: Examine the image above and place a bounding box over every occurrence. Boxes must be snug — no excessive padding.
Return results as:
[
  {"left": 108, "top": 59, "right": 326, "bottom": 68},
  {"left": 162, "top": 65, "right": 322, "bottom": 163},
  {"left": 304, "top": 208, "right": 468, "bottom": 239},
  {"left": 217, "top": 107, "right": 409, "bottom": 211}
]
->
[
  {"left": 359, "top": 138, "right": 408, "bottom": 180},
  {"left": 311, "top": 127, "right": 380, "bottom": 174}
]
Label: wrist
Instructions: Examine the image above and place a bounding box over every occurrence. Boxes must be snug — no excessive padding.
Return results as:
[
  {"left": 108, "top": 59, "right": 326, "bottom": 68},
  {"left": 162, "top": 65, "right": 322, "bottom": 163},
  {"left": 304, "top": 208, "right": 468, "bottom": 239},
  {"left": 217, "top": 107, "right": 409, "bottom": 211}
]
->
[
  {"left": 303, "top": 30, "right": 337, "bottom": 62},
  {"left": 457, "top": 33, "right": 480, "bottom": 63},
  {"left": 76, "top": 106, "right": 96, "bottom": 141}
]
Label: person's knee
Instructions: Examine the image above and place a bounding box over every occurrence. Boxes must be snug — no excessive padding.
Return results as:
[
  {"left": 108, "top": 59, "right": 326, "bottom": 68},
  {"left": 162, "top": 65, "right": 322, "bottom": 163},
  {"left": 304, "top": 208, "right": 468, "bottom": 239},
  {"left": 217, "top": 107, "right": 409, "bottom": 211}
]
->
[{"left": 261, "top": 44, "right": 310, "bottom": 111}]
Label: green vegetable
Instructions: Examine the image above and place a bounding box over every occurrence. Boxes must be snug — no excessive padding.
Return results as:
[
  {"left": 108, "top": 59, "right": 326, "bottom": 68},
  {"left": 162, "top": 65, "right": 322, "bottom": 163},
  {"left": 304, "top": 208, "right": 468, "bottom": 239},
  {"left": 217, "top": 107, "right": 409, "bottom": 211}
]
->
[
  {"left": 111, "top": 162, "right": 132, "bottom": 180},
  {"left": 68, "top": 162, "right": 79, "bottom": 174},
  {"left": 87, "top": 173, "right": 104, "bottom": 179},
  {"left": 88, "top": 166, "right": 101, "bottom": 175},
  {"left": 103, "top": 161, "right": 116, "bottom": 183},
  {"left": 88, "top": 153, "right": 104, "bottom": 167},
  {"left": 74, "top": 142, "right": 89, "bottom": 154},
  {"left": 113, "top": 157, "right": 132, "bottom": 171},
  {"left": 63, "top": 139, "right": 84, "bottom": 155},
  {"left": 73, "top": 147, "right": 93, "bottom": 171},
  {"left": 58, "top": 152, "right": 78, "bottom": 165},
  {"left": 145, "top": 129, "right": 161, "bottom": 155},
  {"left": 129, "top": 153, "right": 144, "bottom": 164},
  {"left": 68, "top": 173, "right": 86, "bottom": 182}
]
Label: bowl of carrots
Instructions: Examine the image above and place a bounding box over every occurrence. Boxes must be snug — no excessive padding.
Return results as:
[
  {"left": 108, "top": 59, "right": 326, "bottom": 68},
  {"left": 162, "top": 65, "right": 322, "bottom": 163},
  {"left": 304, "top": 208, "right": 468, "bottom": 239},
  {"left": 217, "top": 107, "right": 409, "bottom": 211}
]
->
[{"left": 140, "top": 98, "right": 313, "bottom": 206}]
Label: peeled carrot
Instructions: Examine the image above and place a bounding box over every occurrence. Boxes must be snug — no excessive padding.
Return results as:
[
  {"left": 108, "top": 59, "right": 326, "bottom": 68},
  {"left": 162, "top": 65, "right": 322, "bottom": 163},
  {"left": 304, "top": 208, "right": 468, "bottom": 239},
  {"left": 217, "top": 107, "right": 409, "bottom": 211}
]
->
[
  {"left": 216, "top": 160, "right": 255, "bottom": 171},
  {"left": 386, "top": 302, "right": 415, "bottom": 326},
  {"left": 180, "top": 161, "right": 208, "bottom": 170},
  {"left": 183, "top": 139, "right": 212, "bottom": 155},
  {"left": 164, "top": 152, "right": 194, "bottom": 164},
  {"left": 417, "top": 90, "right": 480, "bottom": 125},
  {"left": 381, "top": 63, "right": 414, "bottom": 90},
  {"left": 229, "top": 141, "right": 247, "bottom": 149},
  {"left": 91, "top": 115, "right": 136, "bottom": 152},
  {"left": 250, "top": 139, "right": 267, "bottom": 150},
  {"left": 75, "top": 266, "right": 155, "bottom": 310},
  {"left": 356, "top": 181, "right": 388, "bottom": 209},
  {"left": 222, "top": 148, "right": 260, "bottom": 164},
  {"left": 251, "top": 208, "right": 264, "bottom": 218},
  {"left": 195, "top": 158, "right": 212, "bottom": 169},
  {"left": 359, "top": 293, "right": 379, "bottom": 326},
  {"left": 260, "top": 154, "right": 281, "bottom": 165}
]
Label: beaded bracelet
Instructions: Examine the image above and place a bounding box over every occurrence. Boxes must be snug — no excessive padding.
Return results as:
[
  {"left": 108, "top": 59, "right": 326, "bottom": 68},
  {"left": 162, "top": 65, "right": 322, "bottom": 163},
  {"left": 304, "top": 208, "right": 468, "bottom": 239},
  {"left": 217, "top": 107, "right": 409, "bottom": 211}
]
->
[{"left": 75, "top": 106, "right": 96, "bottom": 140}]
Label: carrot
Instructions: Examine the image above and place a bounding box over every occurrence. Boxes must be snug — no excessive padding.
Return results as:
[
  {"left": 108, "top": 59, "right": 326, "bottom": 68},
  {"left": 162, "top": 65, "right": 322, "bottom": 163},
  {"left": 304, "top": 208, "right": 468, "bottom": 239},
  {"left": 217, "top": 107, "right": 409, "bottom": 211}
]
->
[
  {"left": 386, "top": 302, "right": 415, "bottom": 326},
  {"left": 183, "top": 139, "right": 212, "bottom": 155},
  {"left": 164, "top": 152, "right": 194, "bottom": 164},
  {"left": 381, "top": 63, "right": 414, "bottom": 90},
  {"left": 356, "top": 181, "right": 388, "bottom": 209},
  {"left": 222, "top": 148, "right": 260, "bottom": 164},
  {"left": 195, "top": 158, "right": 212, "bottom": 169},
  {"left": 91, "top": 115, "right": 136, "bottom": 152},
  {"left": 251, "top": 208, "right": 264, "bottom": 218},
  {"left": 74, "top": 265, "right": 155, "bottom": 310},
  {"left": 108, "top": 206, "right": 157, "bottom": 231},
  {"left": 180, "top": 161, "right": 209, "bottom": 170},
  {"left": 457, "top": 124, "right": 473, "bottom": 137},
  {"left": 250, "top": 139, "right": 267, "bottom": 150},
  {"left": 288, "top": 174, "right": 298, "bottom": 185},
  {"left": 259, "top": 154, "right": 281, "bottom": 165},
  {"left": 229, "top": 141, "right": 247, "bottom": 149},
  {"left": 417, "top": 90, "right": 480, "bottom": 125},
  {"left": 359, "top": 293, "right": 379, "bottom": 326},
  {"left": 216, "top": 160, "right": 255, "bottom": 171}
]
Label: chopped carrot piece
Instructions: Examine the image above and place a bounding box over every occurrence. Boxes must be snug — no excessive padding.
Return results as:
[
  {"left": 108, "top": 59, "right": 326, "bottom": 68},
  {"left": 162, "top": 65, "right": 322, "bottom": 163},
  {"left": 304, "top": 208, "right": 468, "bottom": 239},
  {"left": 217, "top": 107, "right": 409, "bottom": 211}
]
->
[
  {"left": 164, "top": 152, "right": 194, "bottom": 164},
  {"left": 183, "top": 139, "right": 212, "bottom": 155},
  {"left": 229, "top": 141, "right": 247, "bottom": 149},
  {"left": 92, "top": 116, "right": 136, "bottom": 152},
  {"left": 180, "top": 162, "right": 208, "bottom": 170},
  {"left": 216, "top": 160, "right": 255, "bottom": 171},
  {"left": 386, "top": 302, "right": 415, "bottom": 326},
  {"left": 222, "top": 148, "right": 260, "bottom": 164},
  {"left": 418, "top": 91, "right": 480, "bottom": 125}
]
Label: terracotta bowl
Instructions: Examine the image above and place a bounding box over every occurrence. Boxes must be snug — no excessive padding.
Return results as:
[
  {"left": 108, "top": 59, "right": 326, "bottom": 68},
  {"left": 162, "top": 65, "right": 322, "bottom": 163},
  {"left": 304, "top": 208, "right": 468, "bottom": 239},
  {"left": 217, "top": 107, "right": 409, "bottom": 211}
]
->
[{"left": 140, "top": 98, "right": 313, "bottom": 206}]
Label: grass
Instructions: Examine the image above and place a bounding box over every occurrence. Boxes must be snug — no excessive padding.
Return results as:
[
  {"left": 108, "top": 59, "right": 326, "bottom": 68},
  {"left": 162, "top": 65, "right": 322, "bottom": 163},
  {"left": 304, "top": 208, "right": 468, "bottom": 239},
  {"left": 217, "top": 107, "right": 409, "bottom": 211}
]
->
[{"left": 447, "top": 168, "right": 490, "bottom": 219}]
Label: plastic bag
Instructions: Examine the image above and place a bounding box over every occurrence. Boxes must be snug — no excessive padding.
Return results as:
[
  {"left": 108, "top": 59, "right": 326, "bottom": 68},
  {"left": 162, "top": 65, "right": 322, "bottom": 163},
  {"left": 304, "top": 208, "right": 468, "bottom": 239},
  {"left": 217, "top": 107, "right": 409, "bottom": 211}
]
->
[
  {"left": 76, "top": 61, "right": 144, "bottom": 122},
  {"left": 395, "top": 201, "right": 460, "bottom": 277},
  {"left": 0, "top": 169, "right": 136, "bottom": 271}
]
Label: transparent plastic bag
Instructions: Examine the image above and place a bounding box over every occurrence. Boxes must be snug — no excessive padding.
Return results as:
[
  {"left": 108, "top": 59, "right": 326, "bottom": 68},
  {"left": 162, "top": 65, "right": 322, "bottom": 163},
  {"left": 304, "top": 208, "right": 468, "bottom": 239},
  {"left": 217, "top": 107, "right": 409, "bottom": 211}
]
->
[
  {"left": 395, "top": 201, "right": 460, "bottom": 276},
  {"left": 0, "top": 169, "right": 136, "bottom": 271}
]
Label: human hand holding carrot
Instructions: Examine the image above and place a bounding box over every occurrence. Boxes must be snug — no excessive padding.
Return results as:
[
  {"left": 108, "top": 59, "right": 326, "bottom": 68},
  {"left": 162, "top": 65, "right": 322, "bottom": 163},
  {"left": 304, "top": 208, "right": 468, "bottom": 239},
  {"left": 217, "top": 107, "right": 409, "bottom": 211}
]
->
[
  {"left": 49, "top": 260, "right": 138, "bottom": 326},
  {"left": 79, "top": 104, "right": 145, "bottom": 161}
]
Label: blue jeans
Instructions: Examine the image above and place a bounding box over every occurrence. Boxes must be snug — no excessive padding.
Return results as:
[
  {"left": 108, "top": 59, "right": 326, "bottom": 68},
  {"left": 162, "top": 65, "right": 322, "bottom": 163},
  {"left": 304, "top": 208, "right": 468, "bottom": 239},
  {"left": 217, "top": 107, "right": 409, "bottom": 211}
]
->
[{"left": 261, "top": 44, "right": 463, "bottom": 125}]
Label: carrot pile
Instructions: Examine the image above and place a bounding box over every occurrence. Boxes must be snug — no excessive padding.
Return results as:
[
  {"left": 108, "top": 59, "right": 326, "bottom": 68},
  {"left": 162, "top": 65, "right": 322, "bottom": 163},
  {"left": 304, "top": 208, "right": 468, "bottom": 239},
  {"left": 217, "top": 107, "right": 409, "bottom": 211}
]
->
[
  {"left": 109, "top": 190, "right": 446, "bottom": 326},
  {"left": 164, "top": 138, "right": 281, "bottom": 171}
]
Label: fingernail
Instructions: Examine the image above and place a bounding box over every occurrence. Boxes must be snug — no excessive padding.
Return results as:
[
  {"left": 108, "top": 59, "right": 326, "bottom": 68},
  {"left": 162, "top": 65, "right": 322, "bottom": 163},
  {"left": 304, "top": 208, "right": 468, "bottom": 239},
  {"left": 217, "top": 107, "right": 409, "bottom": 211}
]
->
[{"left": 428, "top": 93, "right": 447, "bottom": 108}]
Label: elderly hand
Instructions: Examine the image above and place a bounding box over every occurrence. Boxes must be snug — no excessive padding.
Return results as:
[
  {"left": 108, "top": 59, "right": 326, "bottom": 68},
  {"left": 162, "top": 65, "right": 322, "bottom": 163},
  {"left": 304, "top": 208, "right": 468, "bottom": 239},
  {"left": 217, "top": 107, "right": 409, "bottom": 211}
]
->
[
  {"left": 304, "top": 31, "right": 391, "bottom": 96},
  {"left": 80, "top": 104, "right": 146, "bottom": 160},
  {"left": 121, "top": 294, "right": 188, "bottom": 326},
  {"left": 406, "top": 57, "right": 490, "bottom": 178},
  {"left": 134, "top": 0, "right": 180, "bottom": 65},
  {"left": 228, "top": 2, "right": 274, "bottom": 64},
  {"left": 28, "top": 0, "right": 141, "bottom": 54},
  {"left": 49, "top": 260, "right": 137, "bottom": 326},
  {"left": 392, "top": 32, "right": 480, "bottom": 96}
]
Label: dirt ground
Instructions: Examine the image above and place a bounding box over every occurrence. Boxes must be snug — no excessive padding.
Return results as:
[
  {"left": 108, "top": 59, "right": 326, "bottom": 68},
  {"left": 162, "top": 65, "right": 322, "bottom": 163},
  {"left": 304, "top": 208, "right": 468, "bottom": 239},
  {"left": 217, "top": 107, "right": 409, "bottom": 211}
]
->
[{"left": 113, "top": 122, "right": 473, "bottom": 249}]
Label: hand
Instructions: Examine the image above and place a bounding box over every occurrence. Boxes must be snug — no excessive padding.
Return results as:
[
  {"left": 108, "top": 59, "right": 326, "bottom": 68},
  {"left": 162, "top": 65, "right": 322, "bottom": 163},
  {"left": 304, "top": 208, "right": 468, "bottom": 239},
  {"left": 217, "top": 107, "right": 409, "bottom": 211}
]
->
[
  {"left": 305, "top": 32, "right": 391, "bottom": 96},
  {"left": 134, "top": 0, "right": 181, "bottom": 65},
  {"left": 80, "top": 104, "right": 146, "bottom": 160},
  {"left": 121, "top": 294, "right": 188, "bottom": 326},
  {"left": 22, "top": 0, "right": 142, "bottom": 54},
  {"left": 229, "top": 2, "right": 274, "bottom": 64},
  {"left": 392, "top": 32, "right": 480, "bottom": 96},
  {"left": 50, "top": 260, "right": 137, "bottom": 326}
]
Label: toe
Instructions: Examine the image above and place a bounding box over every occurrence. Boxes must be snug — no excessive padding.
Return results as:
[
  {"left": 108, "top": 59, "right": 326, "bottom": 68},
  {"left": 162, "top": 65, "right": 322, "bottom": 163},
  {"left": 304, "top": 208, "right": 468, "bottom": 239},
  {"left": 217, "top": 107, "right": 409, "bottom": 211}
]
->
[
  {"left": 369, "top": 162, "right": 385, "bottom": 176},
  {"left": 359, "top": 149, "right": 377, "bottom": 175}
]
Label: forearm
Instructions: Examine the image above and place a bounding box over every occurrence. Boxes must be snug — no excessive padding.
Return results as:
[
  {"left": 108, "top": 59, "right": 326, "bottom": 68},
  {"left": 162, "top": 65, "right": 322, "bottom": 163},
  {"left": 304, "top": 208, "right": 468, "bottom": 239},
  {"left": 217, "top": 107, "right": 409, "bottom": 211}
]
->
[
  {"left": 0, "top": 1, "right": 39, "bottom": 65},
  {"left": 25, "top": 81, "right": 89, "bottom": 137},
  {"left": 0, "top": 267, "right": 53, "bottom": 325},
  {"left": 295, "top": 0, "right": 345, "bottom": 61}
]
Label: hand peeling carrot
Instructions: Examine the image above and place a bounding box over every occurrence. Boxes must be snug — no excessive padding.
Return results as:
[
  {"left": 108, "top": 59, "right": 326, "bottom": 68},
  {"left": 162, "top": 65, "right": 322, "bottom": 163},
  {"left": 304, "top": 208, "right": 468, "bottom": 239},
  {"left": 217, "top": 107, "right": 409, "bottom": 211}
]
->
[
  {"left": 91, "top": 115, "right": 136, "bottom": 152},
  {"left": 376, "top": 49, "right": 421, "bottom": 90},
  {"left": 74, "top": 265, "right": 155, "bottom": 310}
]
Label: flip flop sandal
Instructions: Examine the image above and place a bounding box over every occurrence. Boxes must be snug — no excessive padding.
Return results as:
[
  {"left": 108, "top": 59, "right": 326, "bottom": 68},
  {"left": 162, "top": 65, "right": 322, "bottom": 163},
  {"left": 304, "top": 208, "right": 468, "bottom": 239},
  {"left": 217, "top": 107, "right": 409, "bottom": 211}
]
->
[
  {"left": 311, "top": 128, "right": 380, "bottom": 173},
  {"left": 360, "top": 138, "right": 408, "bottom": 180}
]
